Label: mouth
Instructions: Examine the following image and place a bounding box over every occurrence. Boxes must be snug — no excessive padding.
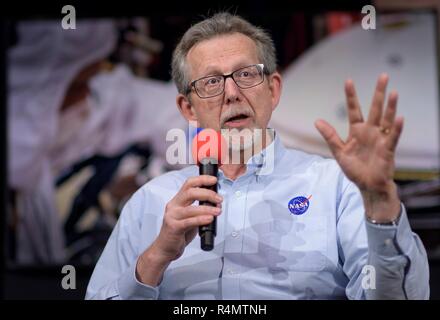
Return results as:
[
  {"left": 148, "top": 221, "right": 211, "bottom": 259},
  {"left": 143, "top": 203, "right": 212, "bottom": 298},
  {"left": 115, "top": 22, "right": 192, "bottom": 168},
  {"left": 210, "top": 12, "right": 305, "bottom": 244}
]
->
[{"left": 223, "top": 113, "right": 252, "bottom": 128}]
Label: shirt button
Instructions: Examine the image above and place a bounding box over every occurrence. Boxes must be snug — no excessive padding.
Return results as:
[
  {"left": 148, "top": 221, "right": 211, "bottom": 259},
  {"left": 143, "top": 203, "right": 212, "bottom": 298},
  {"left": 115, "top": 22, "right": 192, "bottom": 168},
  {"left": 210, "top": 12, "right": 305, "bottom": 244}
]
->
[
  {"left": 235, "top": 190, "right": 242, "bottom": 198},
  {"left": 231, "top": 231, "right": 239, "bottom": 238},
  {"left": 228, "top": 269, "right": 235, "bottom": 275},
  {"left": 385, "top": 239, "right": 393, "bottom": 246}
]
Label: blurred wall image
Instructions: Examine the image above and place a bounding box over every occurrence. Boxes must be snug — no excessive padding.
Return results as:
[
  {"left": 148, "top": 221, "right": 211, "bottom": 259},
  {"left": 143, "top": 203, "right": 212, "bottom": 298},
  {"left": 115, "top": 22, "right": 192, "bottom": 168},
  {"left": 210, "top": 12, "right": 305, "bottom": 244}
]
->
[{"left": 7, "top": 19, "right": 186, "bottom": 267}]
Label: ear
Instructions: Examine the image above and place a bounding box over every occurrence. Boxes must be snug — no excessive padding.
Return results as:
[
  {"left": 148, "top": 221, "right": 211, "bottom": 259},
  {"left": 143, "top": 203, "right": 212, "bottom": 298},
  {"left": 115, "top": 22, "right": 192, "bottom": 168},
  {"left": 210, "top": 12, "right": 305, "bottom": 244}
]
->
[
  {"left": 267, "top": 72, "right": 282, "bottom": 112},
  {"left": 176, "top": 93, "right": 198, "bottom": 122}
]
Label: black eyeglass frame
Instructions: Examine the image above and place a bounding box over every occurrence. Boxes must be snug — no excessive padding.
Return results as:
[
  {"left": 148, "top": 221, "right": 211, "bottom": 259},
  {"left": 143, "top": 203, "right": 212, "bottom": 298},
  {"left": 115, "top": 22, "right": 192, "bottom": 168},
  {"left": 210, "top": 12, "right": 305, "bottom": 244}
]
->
[{"left": 186, "top": 63, "right": 267, "bottom": 99}]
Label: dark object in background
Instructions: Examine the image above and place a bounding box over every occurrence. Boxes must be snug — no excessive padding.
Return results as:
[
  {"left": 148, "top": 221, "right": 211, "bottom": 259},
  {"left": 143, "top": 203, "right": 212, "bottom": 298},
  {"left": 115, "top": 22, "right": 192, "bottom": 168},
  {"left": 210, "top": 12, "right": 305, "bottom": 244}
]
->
[{"left": 57, "top": 144, "right": 152, "bottom": 262}]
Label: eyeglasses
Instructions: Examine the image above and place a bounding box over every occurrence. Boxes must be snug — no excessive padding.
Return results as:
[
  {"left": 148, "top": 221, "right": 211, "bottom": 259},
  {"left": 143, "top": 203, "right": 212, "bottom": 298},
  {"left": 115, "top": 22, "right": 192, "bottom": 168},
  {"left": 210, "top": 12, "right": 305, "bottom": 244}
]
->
[{"left": 188, "top": 64, "right": 265, "bottom": 99}]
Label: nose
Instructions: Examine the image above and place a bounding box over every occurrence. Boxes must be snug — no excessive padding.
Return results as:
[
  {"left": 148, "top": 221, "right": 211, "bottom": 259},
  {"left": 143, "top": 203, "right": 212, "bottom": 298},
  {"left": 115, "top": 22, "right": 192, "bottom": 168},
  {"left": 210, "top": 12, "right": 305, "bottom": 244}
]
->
[{"left": 224, "top": 77, "right": 242, "bottom": 104}]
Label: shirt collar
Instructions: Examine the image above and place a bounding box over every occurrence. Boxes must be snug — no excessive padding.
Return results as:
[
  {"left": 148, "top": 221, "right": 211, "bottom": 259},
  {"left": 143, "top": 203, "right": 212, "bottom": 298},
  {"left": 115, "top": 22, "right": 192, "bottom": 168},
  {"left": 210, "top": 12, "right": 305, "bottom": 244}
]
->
[{"left": 246, "top": 130, "right": 285, "bottom": 176}]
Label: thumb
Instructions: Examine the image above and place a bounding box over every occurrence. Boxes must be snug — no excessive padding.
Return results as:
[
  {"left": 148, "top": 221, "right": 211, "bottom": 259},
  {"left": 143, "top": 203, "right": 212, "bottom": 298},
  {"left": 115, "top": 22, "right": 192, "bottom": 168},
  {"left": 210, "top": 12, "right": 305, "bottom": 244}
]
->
[{"left": 314, "top": 119, "right": 344, "bottom": 158}]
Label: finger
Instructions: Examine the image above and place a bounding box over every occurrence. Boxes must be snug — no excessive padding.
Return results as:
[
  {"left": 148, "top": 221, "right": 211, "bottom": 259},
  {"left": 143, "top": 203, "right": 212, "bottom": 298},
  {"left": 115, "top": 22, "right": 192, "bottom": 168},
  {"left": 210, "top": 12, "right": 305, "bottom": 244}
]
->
[
  {"left": 182, "top": 175, "right": 218, "bottom": 190},
  {"left": 380, "top": 90, "right": 398, "bottom": 130},
  {"left": 177, "top": 205, "right": 221, "bottom": 220},
  {"left": 179, "top": 215, "right": 214, "bottom": 232},
  {"left": 179, "top": 187, "right": 223, "bottom": 206},
  {"left": 315, "top": 119, "right": 344, "bottom": 158},
  {"left": 345, "top": 79, "right": 364, "bottom": 124},
  {"left": 367, "top": 73, "right": 388, "bottom": 126},
  {"left": 345, "top": 137, "right": 358, "bottom": 154},
  {"left": 386, "top": 116, "right": 404, "bottom": 150}
]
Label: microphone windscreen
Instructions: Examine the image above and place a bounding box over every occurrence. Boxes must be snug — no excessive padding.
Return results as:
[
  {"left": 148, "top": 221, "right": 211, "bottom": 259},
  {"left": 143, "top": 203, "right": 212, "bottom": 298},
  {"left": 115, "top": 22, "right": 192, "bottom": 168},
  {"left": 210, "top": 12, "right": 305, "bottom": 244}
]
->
[{"left": 191, "top": 129, "right": 227, "bottom": 165}]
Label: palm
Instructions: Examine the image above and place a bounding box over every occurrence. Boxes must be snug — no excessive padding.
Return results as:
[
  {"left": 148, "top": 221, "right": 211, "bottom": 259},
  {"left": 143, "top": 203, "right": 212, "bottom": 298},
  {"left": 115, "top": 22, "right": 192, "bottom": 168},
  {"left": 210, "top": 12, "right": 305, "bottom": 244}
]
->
[
  {"left": 316, "top": 74, "right": 404, "bottom": 194},
  {"left": 336, "top": 122, "right": 395, "bottom": 191}
]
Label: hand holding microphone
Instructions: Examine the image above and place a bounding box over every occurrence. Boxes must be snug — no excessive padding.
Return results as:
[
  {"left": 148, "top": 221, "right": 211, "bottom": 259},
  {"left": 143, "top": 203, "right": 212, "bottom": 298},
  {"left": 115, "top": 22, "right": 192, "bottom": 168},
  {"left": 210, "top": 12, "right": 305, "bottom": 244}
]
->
[
  {"left": 191, "top": 129, "right": 226, "bottom": 251},
  {"left": 136, "top": 129, "right": 226, "bottom": 286}
]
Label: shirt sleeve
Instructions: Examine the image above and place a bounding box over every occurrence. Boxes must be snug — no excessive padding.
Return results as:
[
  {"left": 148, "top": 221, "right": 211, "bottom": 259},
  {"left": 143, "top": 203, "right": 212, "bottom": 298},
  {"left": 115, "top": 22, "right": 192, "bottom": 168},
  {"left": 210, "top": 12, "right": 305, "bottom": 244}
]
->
[
  {"left": 85, "top": 188, "right": 160, "bottom": 300},
  {"left": 365, "top": 203, "right": 430, "bottom": 300},
  {"left": 337, "top": 179, "right": 430, "bottom": 300}
]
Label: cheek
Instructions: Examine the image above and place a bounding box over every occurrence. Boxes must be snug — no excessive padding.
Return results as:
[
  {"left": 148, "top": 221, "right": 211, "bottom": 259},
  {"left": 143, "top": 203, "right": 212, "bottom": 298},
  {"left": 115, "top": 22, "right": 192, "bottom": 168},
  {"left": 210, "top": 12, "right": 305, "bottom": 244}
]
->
[
  {"left": 257, "top": 109, "right": 272, "bottom": 127},
  {"left": 250, "top": 95, "right": 273, "bottom": 124},
  {"left": 195, "top": 103, "right": 222, "bottom": 128}
]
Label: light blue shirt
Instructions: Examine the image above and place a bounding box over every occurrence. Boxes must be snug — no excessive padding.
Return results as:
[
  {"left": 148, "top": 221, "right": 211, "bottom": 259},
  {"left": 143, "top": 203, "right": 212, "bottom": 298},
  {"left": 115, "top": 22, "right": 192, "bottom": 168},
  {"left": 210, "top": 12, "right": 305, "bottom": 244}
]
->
[{"left": 86, "top": 134, "right": 430, "bottom": 300}]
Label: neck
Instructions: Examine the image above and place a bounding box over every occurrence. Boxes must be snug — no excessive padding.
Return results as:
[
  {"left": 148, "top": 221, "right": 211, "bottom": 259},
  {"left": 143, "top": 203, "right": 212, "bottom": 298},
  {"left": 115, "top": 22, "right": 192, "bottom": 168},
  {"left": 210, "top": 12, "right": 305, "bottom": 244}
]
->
[
  {"left": 220, "top": 129, "right": 274, "bottom": 180},
  {"left": 219, "top": 163, "right": 246, "bottom": 181}
]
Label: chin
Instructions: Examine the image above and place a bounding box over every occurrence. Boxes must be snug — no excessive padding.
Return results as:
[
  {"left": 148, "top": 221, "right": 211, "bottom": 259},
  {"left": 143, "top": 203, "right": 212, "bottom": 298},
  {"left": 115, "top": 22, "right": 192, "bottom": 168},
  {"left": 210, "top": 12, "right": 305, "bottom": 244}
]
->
[{"left": 221, "top": 126, "right": 263, "bottom": 152}]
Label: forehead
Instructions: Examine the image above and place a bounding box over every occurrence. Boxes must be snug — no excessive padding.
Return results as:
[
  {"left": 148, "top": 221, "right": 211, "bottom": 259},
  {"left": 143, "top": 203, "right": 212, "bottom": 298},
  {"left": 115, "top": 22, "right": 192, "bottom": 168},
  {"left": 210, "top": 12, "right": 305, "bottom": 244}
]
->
[{"left": 186, "top": 33, "right": 260, "bottom": 77}]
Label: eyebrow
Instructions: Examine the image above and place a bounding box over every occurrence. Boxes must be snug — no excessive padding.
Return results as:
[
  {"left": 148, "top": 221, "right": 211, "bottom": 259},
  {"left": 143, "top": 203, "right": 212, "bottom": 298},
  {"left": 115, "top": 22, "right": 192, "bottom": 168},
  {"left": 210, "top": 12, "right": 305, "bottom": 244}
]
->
[
  {"left": 199, "top": 66, "right": 222, "bottom": 77},
  {"left": 198, "top": 62, "right": 256, "bottom": 78}
]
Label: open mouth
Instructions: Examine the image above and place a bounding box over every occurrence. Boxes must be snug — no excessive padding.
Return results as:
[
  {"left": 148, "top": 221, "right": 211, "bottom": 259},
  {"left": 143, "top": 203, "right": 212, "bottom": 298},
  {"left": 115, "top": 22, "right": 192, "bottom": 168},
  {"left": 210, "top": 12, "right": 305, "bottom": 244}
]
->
[{"left": 224, "top": 114, "right": 251, "bottom": 127}]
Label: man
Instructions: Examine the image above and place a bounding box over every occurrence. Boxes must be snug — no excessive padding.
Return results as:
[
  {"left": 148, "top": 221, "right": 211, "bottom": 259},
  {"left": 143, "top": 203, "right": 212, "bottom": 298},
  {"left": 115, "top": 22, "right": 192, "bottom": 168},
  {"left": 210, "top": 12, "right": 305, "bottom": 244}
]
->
[{"left": 86, "top": 12, "right": 429, "bottom": 299}]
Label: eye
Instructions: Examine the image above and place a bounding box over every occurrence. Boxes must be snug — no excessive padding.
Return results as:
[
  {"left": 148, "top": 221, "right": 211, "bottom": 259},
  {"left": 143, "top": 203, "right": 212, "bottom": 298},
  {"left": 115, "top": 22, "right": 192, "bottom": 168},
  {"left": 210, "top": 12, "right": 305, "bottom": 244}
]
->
[
  {"left": 205, "top": 77, "right": 221, "bottom": 86},
  {"left": 238, "top": 71, "right": 250, "bottom": 77}
]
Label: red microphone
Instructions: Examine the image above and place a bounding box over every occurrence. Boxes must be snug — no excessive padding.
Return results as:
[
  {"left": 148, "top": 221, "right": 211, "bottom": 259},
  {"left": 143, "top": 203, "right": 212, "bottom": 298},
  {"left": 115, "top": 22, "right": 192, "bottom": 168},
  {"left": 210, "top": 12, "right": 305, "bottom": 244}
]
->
[{"left": 191, "top": 129, "right": 227, "bottom": 251}]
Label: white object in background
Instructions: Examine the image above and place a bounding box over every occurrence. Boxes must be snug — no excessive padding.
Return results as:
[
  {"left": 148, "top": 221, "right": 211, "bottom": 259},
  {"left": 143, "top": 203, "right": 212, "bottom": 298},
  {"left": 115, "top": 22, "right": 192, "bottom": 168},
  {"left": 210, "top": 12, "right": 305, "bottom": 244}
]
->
[{"left": 272, "top": 13, "right": 439, "bottom": 171}]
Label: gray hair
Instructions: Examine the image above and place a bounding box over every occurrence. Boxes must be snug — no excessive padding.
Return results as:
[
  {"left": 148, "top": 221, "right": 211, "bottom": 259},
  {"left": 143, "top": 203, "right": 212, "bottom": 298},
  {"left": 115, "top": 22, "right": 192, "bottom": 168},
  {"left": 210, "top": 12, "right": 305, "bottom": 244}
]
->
[{"left": 171, "top": 12, "right": 277, "bottom": 95}]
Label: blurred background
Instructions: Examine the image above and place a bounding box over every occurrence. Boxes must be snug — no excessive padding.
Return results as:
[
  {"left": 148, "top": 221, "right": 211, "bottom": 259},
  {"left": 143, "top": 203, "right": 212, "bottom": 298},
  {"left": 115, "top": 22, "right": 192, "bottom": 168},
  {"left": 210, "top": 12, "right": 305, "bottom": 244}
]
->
[{"left": 1, "top": 0, "right": 439, "bottom": 299}]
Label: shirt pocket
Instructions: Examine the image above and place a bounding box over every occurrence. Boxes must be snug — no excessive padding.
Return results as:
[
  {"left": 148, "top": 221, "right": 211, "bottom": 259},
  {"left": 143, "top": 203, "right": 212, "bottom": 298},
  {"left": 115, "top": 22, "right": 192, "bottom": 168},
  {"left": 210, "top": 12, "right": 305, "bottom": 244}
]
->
[{"left": 266, "top": 214, "right": 328, "bottom": 272}]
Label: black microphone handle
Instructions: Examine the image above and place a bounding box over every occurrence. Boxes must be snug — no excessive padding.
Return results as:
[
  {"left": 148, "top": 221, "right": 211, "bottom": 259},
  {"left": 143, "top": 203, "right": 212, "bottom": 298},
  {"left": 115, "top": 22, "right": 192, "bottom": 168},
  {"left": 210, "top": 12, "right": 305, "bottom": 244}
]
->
[{"left": 198, "top": 159, "right": 218, "bottom": 251}]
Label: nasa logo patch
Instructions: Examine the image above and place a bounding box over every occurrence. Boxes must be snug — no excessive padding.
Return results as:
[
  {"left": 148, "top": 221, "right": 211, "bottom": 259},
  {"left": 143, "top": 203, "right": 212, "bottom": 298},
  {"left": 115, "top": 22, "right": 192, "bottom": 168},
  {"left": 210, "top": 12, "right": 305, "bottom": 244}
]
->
[{"left": 288, "top": 195, "right": 312, "bottom": 215}]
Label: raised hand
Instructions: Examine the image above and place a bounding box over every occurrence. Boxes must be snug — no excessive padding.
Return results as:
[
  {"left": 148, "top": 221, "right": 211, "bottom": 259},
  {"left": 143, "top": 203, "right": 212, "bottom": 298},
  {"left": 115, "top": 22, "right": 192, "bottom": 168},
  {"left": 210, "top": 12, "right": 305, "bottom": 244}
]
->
[{"left": 315, "top": 74, "right": 402, "bottom": 222}]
